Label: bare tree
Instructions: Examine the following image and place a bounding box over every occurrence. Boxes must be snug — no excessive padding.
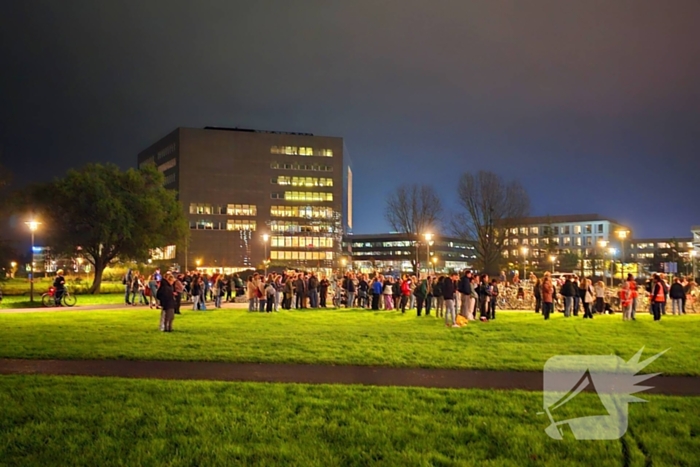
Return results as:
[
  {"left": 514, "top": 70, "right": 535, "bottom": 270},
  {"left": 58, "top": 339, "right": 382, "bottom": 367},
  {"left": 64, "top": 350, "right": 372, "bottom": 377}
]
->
[
  {"left": 451, "top": 171, "right": 530, "bottom": 274},
  {"left": 385, "top": 184, "right": 443, "bottom": 273}
]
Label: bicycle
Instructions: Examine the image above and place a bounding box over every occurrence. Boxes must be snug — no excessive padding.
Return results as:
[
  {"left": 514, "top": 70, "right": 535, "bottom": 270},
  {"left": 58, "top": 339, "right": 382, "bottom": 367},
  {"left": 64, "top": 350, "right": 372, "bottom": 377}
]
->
[{"left": 42, "top": 286, "right": 77, "bottom": 307}]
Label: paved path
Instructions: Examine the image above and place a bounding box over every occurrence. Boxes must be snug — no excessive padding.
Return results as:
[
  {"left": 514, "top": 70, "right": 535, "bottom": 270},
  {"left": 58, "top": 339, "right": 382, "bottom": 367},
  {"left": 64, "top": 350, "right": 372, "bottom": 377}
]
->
[{"left": 1, "top": 359, "right": 698, "bottom": 395}]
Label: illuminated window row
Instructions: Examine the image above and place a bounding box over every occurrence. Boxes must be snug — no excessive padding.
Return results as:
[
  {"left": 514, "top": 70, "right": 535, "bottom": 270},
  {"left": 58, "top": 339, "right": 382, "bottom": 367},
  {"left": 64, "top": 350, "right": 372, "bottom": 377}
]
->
[
  {"left": 272, "top": 176, "right": 333, "bottom": 187},
  {"left": 271, "top": 251, "right": 334, "bottom": 261},
  {"left": 270, "top": 192, "right": 333, "bottom": 201},
  {"left": 189, "top": 220, "right": 256, "bottom": 230},
  {"left": 270, "top": 206, "right": 335, "bottom": 218},
  {"left": 271, "top": 236, "right": 334, "bottom": 248},
  {"left": 270, "top": 221, "right": 334, "bottom": 233},
  {"left": 270, "top": 162, "right": 333, "bottom": 172},
  {"left": 163, "top": 173, "right": 176, "bottom": 186},
  {"left": 158, "top": 159, "right": 176, "bottom": 172},
  {"left": 270, "top": 146, "right": 333, "bottom": 157},
  {"left": 189, "top": 203, "right": 257, "bottom": 216}
]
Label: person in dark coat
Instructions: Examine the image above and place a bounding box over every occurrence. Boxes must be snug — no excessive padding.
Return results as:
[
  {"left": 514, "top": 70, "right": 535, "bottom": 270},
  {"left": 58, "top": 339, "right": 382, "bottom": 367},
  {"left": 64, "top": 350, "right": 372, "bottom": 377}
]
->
[{"left": 157, "top": 273, "right": 176, "bottom": 332}]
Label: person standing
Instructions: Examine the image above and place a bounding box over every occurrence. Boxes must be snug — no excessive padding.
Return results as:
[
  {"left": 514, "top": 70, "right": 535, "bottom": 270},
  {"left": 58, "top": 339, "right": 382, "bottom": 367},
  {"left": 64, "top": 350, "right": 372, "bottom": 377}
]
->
[
  {"left": 383, "top": 277, "right": 394, "bottom": 310},
  {"left": 458, "top": 270, "right": 472, "bottom": 319},
  {"left": 371, "top": 276, "right": 382, "bottom": 310},
  {"left": 651, "top": 274, "right": 666, "bottom": 321},
  {"left": 53, "top": 269, "right": 66, "bottom": 306},
  {"left": 627, "top": 274, "right": 638, "bottom": 320},
  {"left": 173, "top": 274, "right": 184, "bottom": 315},
  {"left": 541, "top": 276, "right": 554, "bottom": 320},
  {"left": 582, "top": 278, "right": 595, "bottom": 319},
  {"left": 619, "top": 282, "right": 633, "bottom": 320},
  {"left": 443, "top": 272, "right": 459, "bottom": 327},
  {"left": 399, "top": 275, "right": 411, "bottom": 313},
  {"left": 246, "top": 275, "right": 256, "bottom": 311},
  {"left": 434, "top": 276, "right": 444, "bottom": 318},
  {"left": 670, "top": 278, "right": 685, "bottom": 315},
  {"left": 594, "top": 281, "right": 605, "bottom": 315},
  {"left": 424, "top": 275, "right": 433, "bottom": 316},
  {"left": 123, "top": 268, "right": 133, "bottom": 305},
  {"left": 148, "top": 274, "right": 160, "bottom": 309},
  {"left": 533, "top": 277, "right": 542, "bottom": 313},
  {"left": 414, "top": 276, "right": 428, "bottom": 317},
  {"left": 358, "top": 275, "right": 369, "bottom": 309},
  {"left": 319, "top": 275, "right": 330, "bottom": 308},
  {"left": 489, "top": 278, "right": 499, "bottom": 320},
  {"left": 156, "top": 273, "right": 176, "bottom": 332},
  {"left": 477, "top": 274, "right": 490, "bottom": 319},
  {"left": 561, "top": 276, "right": 575, "bottom": 318},
  {"left": 308, "top": 272, "right": 319, "bottom": 309}
]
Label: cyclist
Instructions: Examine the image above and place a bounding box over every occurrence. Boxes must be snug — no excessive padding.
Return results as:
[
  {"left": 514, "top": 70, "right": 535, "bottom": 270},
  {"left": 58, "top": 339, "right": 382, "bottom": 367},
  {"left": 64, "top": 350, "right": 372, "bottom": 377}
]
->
[{"left": 53, "top": 269, "right": 66, "bottom": 306}]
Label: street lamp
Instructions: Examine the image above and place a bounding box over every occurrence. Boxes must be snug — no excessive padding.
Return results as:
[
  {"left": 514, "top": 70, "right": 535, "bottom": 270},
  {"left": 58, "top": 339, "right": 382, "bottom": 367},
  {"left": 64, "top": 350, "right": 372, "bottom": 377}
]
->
[
  {"left": 608, "top": 247, "right": 617, "bottom": 287},
  {"left": 549, "top": 255, "right": 556, "bottom": 274},
  {"left": 10, "top": 261, "right": 17, "bottom": 279},
  {"left": 431, "top": 256, "right": 438, "bottom": 273},
  {"left": 521, "top": 246, "right": 529, "bottom": 281},
  {"left": 340, "top": 257, "right": 347, "bottom": 271},
  {"left": 262, "top": 234, "right": 270, "bottom": 276},
  {"left": 25, "top": 220, "right": 40, "bottom": 303},
  {"left": 616, "top": 230, "right": 629, "bottom": 282},
  {"left": 424, "top": 233, "right": 433, "bottom": 274},
  {"left": 195, "top": 259, "right": 201, "bottom": 268}
]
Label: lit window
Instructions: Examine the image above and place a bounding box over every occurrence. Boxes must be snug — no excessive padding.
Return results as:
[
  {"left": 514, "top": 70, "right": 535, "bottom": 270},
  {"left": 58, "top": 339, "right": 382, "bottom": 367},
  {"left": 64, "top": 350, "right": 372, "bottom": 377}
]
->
[
  {"left": 226, "top": 220, "right": 256, "bottom": 231},
  {"left": 573, "top": 225, "right": 581, "bottom": 235},
  {"left": 530, "top": 227, "right": 539, "bottom": 235},
  {"left": 189, "top": 203, "right": 213, "bottom": 215},
  {"left": 226, "top": 204, "right": 256, "bottom": 216}
]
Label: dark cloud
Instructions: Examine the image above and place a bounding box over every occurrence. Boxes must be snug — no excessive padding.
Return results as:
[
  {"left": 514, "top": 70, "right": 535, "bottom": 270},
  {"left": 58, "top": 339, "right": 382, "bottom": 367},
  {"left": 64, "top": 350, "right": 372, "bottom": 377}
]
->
[{"left": 1, "top": 0, "right": 698, "bottom": 237}]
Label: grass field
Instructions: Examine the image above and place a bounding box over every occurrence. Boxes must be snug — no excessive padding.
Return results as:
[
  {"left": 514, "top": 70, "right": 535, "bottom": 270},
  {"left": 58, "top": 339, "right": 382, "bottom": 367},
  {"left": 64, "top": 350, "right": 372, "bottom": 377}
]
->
[
  {"left": 0, "top": 376, "right": 697, "bottom": 466},
  {"left": 0, "top": 278, "right": 123, "bottom": 296},
  {"left": 0, "top": 293, "right": 124, "bottom": 309},
  {"left": 0, "top": 308, "right": 697, "bottom": 375}
]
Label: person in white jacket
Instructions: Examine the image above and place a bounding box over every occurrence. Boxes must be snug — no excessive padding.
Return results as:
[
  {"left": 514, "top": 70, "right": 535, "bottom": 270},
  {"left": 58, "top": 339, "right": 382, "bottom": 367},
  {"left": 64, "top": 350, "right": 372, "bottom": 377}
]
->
[{"left": 583, "top": 278, "right": 595, "bottom": 319}]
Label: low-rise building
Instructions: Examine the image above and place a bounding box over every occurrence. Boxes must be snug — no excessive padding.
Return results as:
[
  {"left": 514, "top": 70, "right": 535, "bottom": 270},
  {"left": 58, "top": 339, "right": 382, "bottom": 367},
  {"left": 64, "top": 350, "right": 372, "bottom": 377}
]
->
[{"left": 343, "top": 233, "right": 476, "bottom": 274}]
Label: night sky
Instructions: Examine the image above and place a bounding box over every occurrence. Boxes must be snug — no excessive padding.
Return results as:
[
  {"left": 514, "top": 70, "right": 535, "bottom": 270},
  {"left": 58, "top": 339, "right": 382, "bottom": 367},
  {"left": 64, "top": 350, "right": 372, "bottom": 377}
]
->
[{"left": 1, "top": 0, "right": 699, "bottom": 238}]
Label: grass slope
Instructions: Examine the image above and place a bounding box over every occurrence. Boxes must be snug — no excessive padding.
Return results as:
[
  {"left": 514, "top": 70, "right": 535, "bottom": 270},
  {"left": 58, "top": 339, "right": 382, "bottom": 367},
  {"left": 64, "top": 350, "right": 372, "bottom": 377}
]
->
[
  {"left": 0, "top": 376, "right": 698, "bottom": 466},
  {"left": 0, "top": 309, "right": 697, "bottom": 375}
]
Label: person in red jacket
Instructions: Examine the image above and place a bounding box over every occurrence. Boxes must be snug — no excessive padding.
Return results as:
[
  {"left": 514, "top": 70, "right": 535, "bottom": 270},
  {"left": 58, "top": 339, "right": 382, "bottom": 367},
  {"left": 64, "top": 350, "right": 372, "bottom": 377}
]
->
[
  {"left": 626, "top": 274, "right": 638, "bottom": 320},
  {"left": 400, "top": 274, "right": 411, "bottom": 313},
  {"left": 651, "top": 274, "right": 667, "bottom": 321}
]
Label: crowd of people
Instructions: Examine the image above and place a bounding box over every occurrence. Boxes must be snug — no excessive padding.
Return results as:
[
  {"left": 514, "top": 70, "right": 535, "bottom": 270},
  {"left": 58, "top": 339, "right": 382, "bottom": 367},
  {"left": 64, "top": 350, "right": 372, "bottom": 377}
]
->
[{"left": 122, "top": 265, "right": 696, "bottom": 332}]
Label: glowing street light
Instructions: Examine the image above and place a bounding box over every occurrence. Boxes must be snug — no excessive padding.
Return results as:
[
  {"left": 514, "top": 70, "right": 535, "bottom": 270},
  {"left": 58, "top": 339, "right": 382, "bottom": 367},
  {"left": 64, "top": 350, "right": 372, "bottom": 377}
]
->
[
  {"left": 431, "top": 256, "right": 438, "bottom": 273},
  {"left": 262, "top": 234, "right": 270, "bottom": 275},
  {"left": 616, "top": 230, "right": 629, "bottom": 281},
  {"left": 608, "top": 247, "right": 617, "bottom": 286},
  {"left": 423, "top": 233, "right": 433, "bottom": 273},
  {"left": 195, "top": 259, "right": 202, "bottom": 268},
  {"left": 25, "top": 220, "right": 40, "bottom": 303},
  {"left": 549, "top": 255, "right": 556, "bottom": 274},
  {"left": 521, "top": 246, "right": 529, "bottom": 280}
]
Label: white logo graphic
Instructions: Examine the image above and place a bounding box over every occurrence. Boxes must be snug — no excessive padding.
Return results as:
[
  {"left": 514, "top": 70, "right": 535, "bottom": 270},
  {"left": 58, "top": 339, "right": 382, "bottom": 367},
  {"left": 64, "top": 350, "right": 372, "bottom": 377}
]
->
[{"left": 541, "top": 347, "right": 668, "bottom": 440}]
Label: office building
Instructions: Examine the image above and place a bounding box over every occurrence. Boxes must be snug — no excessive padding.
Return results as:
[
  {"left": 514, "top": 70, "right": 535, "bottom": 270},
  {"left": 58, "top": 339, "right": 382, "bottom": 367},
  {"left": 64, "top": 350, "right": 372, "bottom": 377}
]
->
[
  {"left": 138, "top": 127, "right": 351, "bottom": 272},
  {"left": 343, "top": 233, "right": 476, "bottom": 273},
  {"left": 503, "top": 214, "right": 632, "bottom": 272},
  {"left": 629, "top": 237, "right": 694, "bottom": 276}
]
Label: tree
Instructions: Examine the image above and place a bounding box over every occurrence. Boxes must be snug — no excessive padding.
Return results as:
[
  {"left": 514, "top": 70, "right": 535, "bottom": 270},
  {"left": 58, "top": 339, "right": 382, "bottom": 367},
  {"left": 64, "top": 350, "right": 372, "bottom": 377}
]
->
[
  {"left": 384, "top": 183, "right": 442, "bottom": 273},
  {"left": 25, "top": 163, "right": 188, "bottom": 293},
  {"left": 451, "top": 171, "right": 530, "bottom": 275}
]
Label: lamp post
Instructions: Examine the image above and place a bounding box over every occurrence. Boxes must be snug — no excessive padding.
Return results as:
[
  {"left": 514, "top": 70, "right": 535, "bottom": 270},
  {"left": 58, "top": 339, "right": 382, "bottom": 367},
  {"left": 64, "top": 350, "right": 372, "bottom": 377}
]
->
[
  {"left": 262, "top": 234, "right": 270, "bottom": 276},
  {"left": 424, "top": 233, "right": 433, "bottom": 274},
  {"left": 341, "top": 257, "right": 347, "bottom": 272},
  {"left": 25, "top": 220, "right": 40, "bottom": 303},
  {"left": 608, "top": 247, "right": 617, "bottom": 287},
  {"left": 521, "top": 246, "right": 529, "bottom": 281},
  {"left": 598, "top": 240, "right": 608, "bottom": 283},
  {"left": 431, "top": 256, "right": 438, "bottom": 274},
  {"left": 195, "top": 259, "right": 201, "bottom": 269},
  {"left": 549, "top": 255, "right": 556, "bottom": 274},
  {"left": 616, "top": 230, "right": 629, "bottom": 282}
]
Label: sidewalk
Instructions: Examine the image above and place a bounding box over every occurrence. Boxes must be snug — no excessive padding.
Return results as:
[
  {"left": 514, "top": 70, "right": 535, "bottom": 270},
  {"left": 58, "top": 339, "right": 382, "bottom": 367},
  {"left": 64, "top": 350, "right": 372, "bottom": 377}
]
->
[{"left": 0, "top": 358, "right": 698, "bottom": 395}]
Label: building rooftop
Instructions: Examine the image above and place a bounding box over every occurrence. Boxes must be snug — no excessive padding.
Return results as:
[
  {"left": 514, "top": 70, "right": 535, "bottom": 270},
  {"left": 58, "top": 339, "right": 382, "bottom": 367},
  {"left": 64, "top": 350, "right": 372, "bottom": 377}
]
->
[
  {"left": 203, "top": 126, "right": 314, "bottom": 136},
  {"left": 506, "top": 214, "right": 626, "bottom": 226}
]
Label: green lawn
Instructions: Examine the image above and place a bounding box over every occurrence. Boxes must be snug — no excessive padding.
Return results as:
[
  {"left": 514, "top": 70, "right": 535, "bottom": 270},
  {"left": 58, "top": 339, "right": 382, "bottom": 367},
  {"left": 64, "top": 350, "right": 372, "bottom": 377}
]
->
[
  {"left": 0, "top": 376, "right": 697, "bottom": 466},
  {"left": 0, "top": 293, "right": 125, "bottom": 309},
  {"left": 0, "top": 309, "right": 697, "bottom": 375}
]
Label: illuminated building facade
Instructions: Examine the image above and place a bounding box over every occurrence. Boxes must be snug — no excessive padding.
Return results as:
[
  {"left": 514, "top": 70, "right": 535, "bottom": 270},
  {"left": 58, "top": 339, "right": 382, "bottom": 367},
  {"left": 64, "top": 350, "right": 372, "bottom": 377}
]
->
[{"left": 138, "top": 127, "right": 350, "bottom": 272}]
